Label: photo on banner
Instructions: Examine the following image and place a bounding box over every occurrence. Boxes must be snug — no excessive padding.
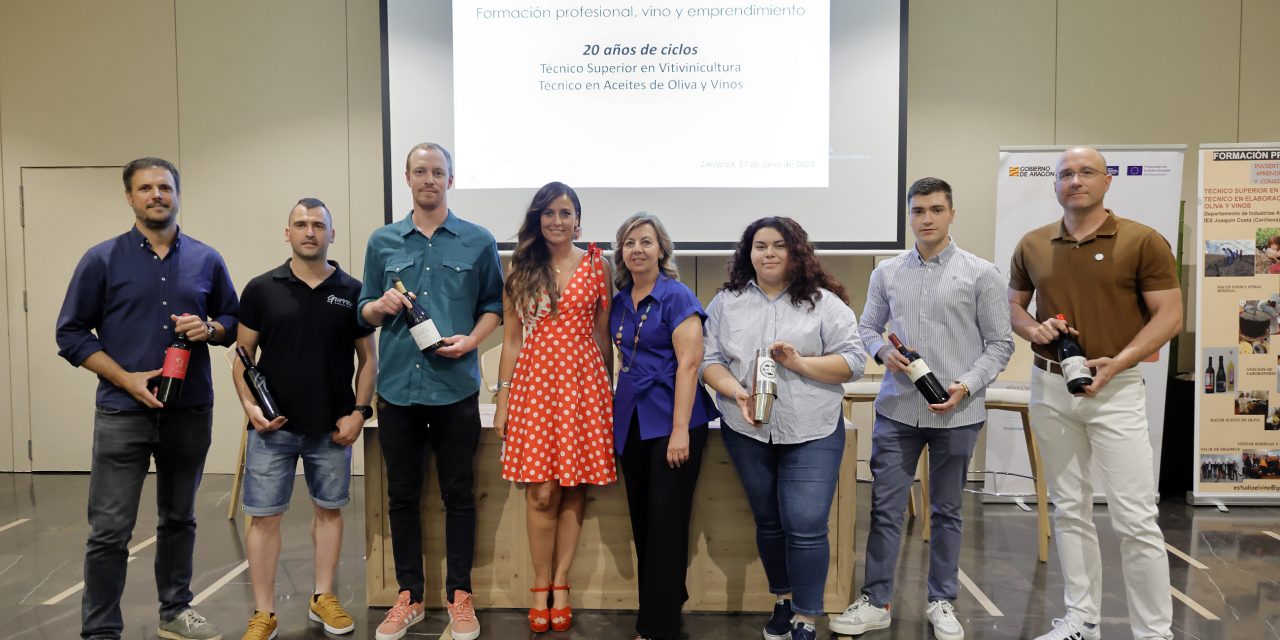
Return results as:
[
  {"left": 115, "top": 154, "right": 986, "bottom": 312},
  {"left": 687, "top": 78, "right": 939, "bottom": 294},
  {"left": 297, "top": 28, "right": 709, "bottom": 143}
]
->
[
  {"left": 1192, "top": 143, "right": 1280, "bottom": 504},
  {"left": 988, "top": 145, "right": 1185, "bottom": 501}
]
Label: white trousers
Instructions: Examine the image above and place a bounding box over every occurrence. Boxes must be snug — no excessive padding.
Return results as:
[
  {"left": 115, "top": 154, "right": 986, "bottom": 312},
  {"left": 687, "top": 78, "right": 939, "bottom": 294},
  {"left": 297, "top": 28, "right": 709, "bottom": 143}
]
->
[{"left": 1030, "top": 366, "right": 1172, "bottom": 640}]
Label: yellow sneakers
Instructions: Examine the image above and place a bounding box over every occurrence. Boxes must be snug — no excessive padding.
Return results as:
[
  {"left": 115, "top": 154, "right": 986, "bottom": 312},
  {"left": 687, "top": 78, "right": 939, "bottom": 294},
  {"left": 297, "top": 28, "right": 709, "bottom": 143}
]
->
[
  {"left": 309, "top": 593, "right": 355, "bottom": 634},
  {"left": 241, "top": 611, "right": 277, "bottom": 640}
]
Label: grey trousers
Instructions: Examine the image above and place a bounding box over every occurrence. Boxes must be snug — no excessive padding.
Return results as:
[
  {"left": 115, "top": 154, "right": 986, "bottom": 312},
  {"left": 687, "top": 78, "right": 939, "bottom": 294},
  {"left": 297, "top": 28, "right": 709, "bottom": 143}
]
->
[{"left": 861, "top": 412, "right": 981, "bottom": 607}]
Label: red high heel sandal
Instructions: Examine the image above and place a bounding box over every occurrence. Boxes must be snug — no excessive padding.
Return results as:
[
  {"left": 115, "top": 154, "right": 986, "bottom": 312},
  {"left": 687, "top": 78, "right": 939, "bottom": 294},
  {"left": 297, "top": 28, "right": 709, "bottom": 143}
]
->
[
  {"left": 528, "top": 585, "right": 551, "bottom": 633},
  {"left": 550, "top": 584, "right": 573, "bottom": 632}
]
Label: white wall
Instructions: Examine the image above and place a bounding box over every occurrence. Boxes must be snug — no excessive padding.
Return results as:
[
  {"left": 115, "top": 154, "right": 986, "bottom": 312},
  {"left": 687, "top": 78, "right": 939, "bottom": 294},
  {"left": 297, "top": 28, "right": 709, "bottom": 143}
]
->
[{"left": 1, "top": 0, "right": 1278, "bottom": 471}]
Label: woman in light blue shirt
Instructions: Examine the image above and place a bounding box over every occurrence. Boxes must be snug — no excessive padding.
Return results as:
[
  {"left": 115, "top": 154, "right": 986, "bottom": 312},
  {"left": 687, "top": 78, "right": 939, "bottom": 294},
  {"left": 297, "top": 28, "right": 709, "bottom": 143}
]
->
[{"left": 701, "top": 217, "right": 866, "bottom": 640}]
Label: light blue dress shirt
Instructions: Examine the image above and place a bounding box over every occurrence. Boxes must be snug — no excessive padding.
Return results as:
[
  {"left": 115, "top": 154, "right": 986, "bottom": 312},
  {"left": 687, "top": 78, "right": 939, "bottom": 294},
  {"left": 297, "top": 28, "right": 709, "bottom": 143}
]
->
[
  {"left": 702, "top": 283, "right": 866, "bottom": 444},
  {"left": 858, "top": 239, "right": 1014, "bottom": 428}
]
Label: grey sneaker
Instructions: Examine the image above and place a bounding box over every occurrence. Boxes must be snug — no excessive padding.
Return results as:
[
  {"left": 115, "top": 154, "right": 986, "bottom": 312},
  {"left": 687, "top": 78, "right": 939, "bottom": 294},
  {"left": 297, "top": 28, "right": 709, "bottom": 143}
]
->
[
  {"left": 157, "top": 608, "right": 222, "bottom": 640},
  {"left": 828, "top": 595, "right": 891, "bottom": 635}
]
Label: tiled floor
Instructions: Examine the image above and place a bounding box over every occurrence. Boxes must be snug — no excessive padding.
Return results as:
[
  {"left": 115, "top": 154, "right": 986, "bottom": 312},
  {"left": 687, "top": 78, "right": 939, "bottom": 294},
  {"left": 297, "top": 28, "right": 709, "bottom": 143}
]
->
[{"left": 0, "top": 472, "right": 1277, "bottom": 639}]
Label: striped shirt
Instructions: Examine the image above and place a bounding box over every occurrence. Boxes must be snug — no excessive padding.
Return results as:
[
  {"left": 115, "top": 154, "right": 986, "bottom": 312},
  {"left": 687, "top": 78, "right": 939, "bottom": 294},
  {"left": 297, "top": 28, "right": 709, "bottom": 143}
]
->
[
  {"left": 702, "top": 283, "right": 866, "bottom": 444},
  {"left": 858, "top": 239, "right": 1014, "bottom": 428}
]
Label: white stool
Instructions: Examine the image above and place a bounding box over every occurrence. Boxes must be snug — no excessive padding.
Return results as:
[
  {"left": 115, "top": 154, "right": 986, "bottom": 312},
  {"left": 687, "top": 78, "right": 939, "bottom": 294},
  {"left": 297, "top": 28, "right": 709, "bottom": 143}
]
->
[{"left": 981, "top": 387, "right": 1050, "bottom": 562}]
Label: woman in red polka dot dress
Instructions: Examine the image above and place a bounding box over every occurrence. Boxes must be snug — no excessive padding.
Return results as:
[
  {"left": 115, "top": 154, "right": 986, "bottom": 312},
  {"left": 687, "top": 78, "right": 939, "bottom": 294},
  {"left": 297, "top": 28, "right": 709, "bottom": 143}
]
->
[{"left": 493, "top": 181, "right": 615, "bottom": 633}]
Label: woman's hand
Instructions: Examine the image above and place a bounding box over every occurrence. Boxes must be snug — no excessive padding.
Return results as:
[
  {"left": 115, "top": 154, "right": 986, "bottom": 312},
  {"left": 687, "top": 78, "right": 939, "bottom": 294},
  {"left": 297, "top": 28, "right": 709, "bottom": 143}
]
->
[
  {"left": 666, "top": 427, "right": 690, "bottom": 468},
  {"left": 494, "top": 392, "right": 509, "bottom": 440},
  {"left": 769, "top": 341, "right": 803, "bottom": 373},
  {"left": 733, "top": 387, "right": 759, "bottom": 427}
]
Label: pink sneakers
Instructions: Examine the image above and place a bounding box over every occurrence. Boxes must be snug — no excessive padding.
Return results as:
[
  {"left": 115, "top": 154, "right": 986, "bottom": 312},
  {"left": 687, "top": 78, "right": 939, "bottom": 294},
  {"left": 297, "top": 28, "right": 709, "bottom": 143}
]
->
[
  {"left": 447, "top": 590, "right": 480, "bottom": 640},
  {"left": 374, "top": 591, "right": 424, "bottom": 640}
]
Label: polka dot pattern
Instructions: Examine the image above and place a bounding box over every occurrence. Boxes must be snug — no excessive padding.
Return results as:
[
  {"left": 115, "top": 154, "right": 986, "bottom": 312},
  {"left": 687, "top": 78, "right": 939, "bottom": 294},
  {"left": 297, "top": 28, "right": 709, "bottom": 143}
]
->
[{"left": 501, "top": 244, "right": 617, "bottom": 486}]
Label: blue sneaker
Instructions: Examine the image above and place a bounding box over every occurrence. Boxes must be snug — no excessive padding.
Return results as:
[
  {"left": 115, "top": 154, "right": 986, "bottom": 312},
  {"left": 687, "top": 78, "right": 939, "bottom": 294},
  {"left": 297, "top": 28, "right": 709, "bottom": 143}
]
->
[
  {"left": 763, "top": 598, "right": 793, "bottom": 640},
  {"left": 790, "top": 620, "right": 817, "bottom": 640}
]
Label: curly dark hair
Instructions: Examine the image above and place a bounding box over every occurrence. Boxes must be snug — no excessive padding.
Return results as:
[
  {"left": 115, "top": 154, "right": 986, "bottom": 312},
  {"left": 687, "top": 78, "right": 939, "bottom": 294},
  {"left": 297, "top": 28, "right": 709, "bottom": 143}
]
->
[{"left": 722, "top": 217, "right": 848, "bottom": 309}]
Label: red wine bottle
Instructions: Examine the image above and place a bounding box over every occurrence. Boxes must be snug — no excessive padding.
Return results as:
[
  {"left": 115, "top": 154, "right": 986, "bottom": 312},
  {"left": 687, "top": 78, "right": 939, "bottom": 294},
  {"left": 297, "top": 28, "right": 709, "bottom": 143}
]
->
[
  {"left": 1054, "top": 314, "right": 1093, "bottom": 394},
  {"left": 392, "top": 277, "right": 445, "bottom": 354},
  {"left": 236, "top": 346, "right": 281, "bottom": 421},
  {"left": 156, "top": 331, "right": 190, "bottom": 405},
  {"left": 1204, "top": 357, "right": 1214, "bottom": 394},
  {"left": 887, "top": 333, "right": 949, "bottom": 404}
]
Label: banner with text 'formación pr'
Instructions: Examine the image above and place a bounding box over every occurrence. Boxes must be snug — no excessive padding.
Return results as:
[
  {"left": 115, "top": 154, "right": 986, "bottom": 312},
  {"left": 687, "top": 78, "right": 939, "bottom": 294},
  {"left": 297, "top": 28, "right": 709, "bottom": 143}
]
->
[{"left": 1193, "top": 143, "right": 1280, "bottom": 506}]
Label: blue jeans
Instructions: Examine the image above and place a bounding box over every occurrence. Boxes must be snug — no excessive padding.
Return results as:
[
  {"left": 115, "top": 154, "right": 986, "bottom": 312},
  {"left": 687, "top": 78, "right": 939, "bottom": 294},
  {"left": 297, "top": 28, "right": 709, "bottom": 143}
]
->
[
  {"left": 82, "top": 406, "right": 213, "bottom": 640},
  {"left": 862, "top": 413, "right": 982, "bottom": 607},
  {"left": 242, "top": 429, "right": 352, "bottom": 516},
  {"left": 721, "top": 422, "right": 845, "bottom": 617}
]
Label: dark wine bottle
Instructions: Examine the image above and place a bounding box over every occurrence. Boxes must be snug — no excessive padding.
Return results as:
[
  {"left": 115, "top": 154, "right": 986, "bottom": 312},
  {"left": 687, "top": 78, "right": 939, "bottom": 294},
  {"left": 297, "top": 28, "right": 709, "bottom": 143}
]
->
[
  {"left": 1215, "top": 355, "right": 1226, "bottom": 393},
  {"left": 887, "top": 333, "right": 949, "bottom": 404},
  {"left": 1204, "top": 357, "right": 1215, "bottom": 394},
  {"left": 156, "top": 331, "right": 190, "bottom": 405},
  {"left": 1054, "top": 314, "right": 1093, "bottom": 394},
  {"left": 391, "top": 277, "right": 445, "bottom": 354},
  {"left": 236, "top": 346, "right": 281, "bottom": 421}
]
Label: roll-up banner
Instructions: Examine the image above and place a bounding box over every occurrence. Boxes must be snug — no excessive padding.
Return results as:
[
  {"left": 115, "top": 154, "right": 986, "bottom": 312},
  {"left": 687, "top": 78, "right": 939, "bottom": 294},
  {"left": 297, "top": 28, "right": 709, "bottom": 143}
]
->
[
  {"left": 1192, "top": 143, "right": 1280, "bottom": 506},
  {"left": 986, "top": 145, "right": 1185, "bottom": 502}
]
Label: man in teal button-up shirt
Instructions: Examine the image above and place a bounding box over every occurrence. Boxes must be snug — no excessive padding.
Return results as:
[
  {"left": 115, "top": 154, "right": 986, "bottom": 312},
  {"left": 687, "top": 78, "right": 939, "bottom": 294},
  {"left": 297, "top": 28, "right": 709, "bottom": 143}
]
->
[{"left": 359, "top": 142, "right": 502, "bottom": 640}]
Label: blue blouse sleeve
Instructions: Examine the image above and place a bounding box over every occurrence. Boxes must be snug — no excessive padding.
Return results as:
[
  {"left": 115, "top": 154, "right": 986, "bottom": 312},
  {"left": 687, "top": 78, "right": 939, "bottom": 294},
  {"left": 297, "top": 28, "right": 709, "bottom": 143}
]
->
[{"left": 662, "top": 282, "right": 707, "bottom": 330}]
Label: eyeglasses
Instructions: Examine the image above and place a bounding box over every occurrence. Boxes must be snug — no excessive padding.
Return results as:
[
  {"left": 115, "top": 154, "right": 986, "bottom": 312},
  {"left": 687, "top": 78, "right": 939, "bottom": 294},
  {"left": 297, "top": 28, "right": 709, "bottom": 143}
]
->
[{"left": 1056, "top": 167, "right": 1107, "bottom": 181}]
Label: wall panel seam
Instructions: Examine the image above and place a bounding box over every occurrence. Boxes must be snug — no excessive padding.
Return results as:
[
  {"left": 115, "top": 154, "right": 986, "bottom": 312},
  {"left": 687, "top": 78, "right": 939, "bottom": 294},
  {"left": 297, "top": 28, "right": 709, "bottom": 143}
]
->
[{"left": 172, "top": 0, "right": 183, "bottom": 168}]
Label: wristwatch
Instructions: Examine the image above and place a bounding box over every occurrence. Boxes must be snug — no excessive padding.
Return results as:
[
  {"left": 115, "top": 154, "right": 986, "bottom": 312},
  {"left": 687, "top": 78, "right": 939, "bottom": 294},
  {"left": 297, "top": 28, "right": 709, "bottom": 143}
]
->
[
  {"left": 354, "top": 404, "right": 373, "bottom": 420},
  {"left": 204, "top": 320, "right": 217, "bottom": 341}
]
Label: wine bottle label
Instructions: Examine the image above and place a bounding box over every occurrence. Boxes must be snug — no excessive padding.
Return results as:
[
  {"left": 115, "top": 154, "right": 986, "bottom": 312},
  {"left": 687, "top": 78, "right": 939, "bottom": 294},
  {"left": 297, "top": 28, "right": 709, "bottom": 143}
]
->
[
  {"left": 162, "top": 347, "right": 189, "bottom": 380},
  {"left": 1061, "top": 355, "right": 1090, "bottom": 382},
  {"left": 409, "top": 319, "right": 443, "bottom": 349},
  {"left": 904, "top": 358, "right": 932, "bottom": 383}
]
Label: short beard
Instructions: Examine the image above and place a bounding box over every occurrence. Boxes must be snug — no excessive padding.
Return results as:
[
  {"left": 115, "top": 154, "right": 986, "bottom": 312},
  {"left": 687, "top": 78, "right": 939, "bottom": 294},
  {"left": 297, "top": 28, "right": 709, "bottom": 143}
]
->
[
  {"left": 414, "top": 194, "right": 442, "bottom": 211},
  {"left": 140, "top": 212, "right": 176, "bottom": 230}
]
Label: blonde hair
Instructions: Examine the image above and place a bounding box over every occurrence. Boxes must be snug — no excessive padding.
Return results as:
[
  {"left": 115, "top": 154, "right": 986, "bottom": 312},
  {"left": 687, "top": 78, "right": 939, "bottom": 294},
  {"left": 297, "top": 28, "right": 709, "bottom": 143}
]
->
[{"left": 613, "top": 212, "right": 679, "bottom": 290}]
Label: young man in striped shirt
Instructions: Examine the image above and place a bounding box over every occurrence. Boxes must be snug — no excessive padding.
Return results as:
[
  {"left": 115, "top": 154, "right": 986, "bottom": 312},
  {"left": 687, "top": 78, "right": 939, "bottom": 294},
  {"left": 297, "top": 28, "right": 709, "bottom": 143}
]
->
[{"left": 831, "top": 177, "right": 1013, "bottom": 640}]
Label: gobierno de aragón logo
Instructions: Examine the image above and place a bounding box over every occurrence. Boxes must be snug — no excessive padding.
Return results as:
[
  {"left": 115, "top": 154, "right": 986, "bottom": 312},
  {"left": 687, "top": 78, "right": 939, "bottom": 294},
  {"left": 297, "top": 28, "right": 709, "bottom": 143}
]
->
[{"left": 1008, "top": 165, "right": 1055, "bottom": 178}]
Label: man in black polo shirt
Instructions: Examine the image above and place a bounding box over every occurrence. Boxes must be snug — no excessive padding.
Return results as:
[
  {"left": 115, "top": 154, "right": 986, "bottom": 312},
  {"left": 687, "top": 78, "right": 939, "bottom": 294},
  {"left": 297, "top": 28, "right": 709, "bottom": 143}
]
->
[{"left": 232, "top": 198, "right": 376, "bottom": 640}]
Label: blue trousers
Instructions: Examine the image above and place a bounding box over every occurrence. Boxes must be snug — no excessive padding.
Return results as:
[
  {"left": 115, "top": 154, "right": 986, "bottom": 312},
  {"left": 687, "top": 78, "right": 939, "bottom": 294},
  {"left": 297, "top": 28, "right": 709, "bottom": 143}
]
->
[
  {"left": 861, "top": 413, "right": 981, "bottom": 607},
  {"left": 721, "top": 422, "right": 844, "bottom": 617},
  {"left": 82, "top": 406, "right": 213, "bottom": 640}
]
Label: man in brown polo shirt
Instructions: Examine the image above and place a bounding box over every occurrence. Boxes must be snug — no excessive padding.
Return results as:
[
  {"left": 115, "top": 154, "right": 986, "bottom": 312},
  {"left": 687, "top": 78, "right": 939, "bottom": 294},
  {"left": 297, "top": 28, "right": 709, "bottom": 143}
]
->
[{"left": 1008, "top": 146, "right": 1182, "bottom": 640}]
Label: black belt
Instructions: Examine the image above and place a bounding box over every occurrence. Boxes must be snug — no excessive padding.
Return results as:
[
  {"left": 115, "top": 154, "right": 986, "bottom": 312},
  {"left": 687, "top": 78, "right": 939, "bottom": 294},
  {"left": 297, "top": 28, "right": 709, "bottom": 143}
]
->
[{"left": 1033, "top": 354, "right": 1064, "bottom": 376}]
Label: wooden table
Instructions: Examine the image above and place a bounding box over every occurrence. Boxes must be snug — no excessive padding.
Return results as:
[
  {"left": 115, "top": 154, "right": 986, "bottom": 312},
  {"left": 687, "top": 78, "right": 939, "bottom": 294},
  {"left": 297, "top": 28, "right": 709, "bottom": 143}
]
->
[{"left": 364, "top": 405, "right": 859, "bottom": 612}]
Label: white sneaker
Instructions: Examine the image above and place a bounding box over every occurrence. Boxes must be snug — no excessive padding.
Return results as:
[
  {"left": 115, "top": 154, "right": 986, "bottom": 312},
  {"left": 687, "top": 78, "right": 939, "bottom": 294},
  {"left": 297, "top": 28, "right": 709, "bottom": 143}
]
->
[
  {"left": 925, "top": 600, "right": 963, "bottom": 640},
  {"left": 828, "top": 595, "right": 891, "bottom": 635},
  {"left": 1033, "top": 617, "right": 1100, "bottom": 640}
]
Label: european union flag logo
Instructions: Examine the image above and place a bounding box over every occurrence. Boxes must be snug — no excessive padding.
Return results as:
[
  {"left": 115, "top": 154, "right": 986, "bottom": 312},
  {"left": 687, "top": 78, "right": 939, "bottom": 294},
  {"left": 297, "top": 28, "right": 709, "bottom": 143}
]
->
[
  {"left": 1106, "top": 166, "right": 1119, "bottom": 176},
  {"left": 1127, "top": 166, "right": 1144, "bottom": 176}
]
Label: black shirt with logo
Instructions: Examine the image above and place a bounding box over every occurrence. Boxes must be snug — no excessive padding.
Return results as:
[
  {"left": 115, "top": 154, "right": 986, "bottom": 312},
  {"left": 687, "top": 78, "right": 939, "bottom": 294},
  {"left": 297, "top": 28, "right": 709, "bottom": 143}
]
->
[{"left": 239, "top": 260, "right": 374, "bottom": 436}]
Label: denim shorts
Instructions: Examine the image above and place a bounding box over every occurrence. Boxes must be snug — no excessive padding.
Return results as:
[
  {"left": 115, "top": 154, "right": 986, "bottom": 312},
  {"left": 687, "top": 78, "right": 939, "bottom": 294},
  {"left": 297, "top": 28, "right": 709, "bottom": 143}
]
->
[{"left": 242, "top": 429, "right": 351, "bottom": 516}]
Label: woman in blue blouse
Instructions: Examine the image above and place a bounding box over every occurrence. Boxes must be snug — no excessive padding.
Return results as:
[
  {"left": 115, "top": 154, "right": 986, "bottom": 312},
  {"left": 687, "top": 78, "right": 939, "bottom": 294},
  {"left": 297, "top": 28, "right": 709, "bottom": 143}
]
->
[
  {"left": 701, "top": 217, "right": 866, "bottom": 640},
  {"left": 610, "top": 212, "right": 719, "bottom": 640}
]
